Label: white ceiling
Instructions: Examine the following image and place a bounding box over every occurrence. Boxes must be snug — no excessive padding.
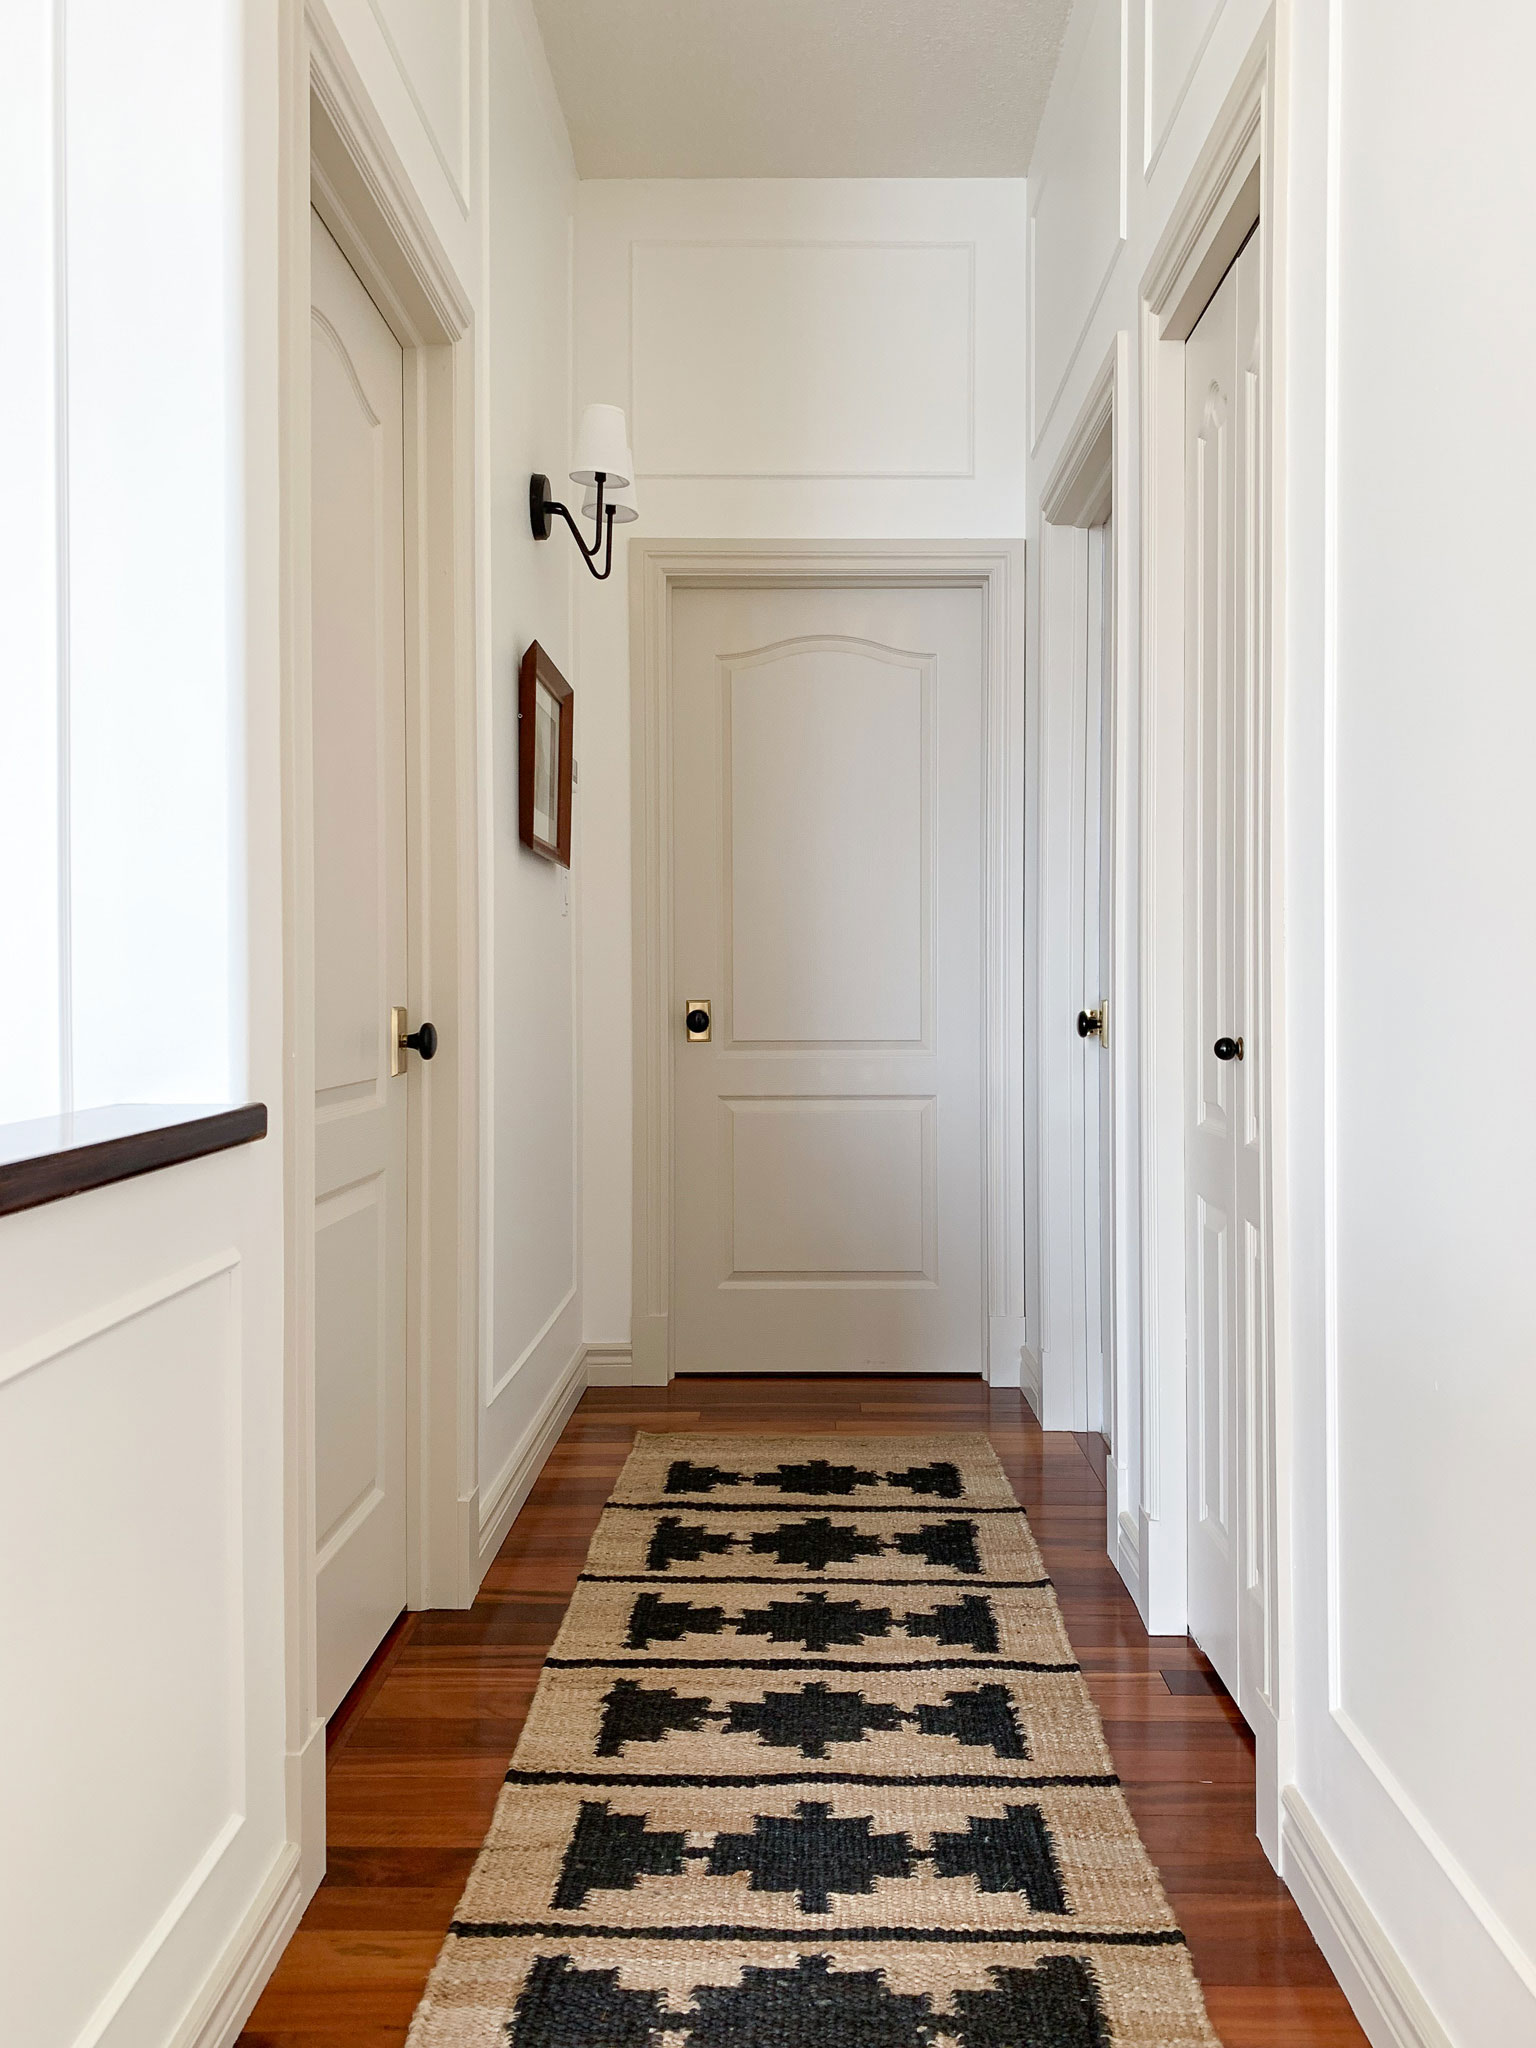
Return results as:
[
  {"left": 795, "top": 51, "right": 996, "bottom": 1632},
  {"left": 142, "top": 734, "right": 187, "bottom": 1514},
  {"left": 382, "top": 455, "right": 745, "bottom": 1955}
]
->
[{"left": 529, "top": 0, "right": 1074, "bottom": 179}]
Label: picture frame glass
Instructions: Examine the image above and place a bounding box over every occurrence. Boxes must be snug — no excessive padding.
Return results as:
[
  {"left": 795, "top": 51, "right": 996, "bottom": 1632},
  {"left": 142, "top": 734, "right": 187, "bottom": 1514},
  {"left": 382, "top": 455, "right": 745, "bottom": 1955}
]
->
[{"left": 533, "top": 678, "right": 561, "bottom": 846}]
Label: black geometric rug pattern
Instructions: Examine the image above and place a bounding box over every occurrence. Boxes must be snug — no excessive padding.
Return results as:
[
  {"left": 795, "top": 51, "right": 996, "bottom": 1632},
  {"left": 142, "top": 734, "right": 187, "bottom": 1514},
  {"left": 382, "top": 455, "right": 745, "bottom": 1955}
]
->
[{"left": 405, "top": 1434, "right": 1221, "bottom": 2048}]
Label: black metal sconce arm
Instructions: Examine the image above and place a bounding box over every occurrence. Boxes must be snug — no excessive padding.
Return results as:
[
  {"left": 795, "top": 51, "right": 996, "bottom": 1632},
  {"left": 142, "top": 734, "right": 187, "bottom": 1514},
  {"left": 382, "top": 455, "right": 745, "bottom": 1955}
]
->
[{"left": 529, "top": 471, "right": 617, "bottom": 581}]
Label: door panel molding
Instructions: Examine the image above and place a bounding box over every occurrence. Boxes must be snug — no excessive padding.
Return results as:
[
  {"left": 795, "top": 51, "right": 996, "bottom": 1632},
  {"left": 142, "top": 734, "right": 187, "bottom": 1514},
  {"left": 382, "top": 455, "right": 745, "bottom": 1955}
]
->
[
  {"left": 630, "top": 541, "right": 1025, "bottom": 1388},
  {"left": 720, "top": 634, "right": 936, "bottom": 1054}
]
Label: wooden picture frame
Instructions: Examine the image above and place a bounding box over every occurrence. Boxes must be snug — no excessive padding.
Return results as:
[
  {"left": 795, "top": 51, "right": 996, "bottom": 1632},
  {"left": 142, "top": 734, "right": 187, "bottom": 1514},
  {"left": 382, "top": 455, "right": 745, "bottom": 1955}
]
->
[{"left": 518, "top": 640, "right": 574, "bottom": 866}]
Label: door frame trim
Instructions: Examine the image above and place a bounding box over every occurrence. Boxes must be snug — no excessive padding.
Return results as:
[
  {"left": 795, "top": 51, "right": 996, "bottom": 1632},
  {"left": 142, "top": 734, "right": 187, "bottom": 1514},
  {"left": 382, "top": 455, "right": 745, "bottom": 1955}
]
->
[
  {"left": 629, "top": 540, "right": 1026, "bottom": 1387},
  {"left": 276, "top": 1, "right": 482, "bottom": 1891},
  {"left": 1036, "top": 339, "right": 1140, "bottom": 1599},
  {"left": 1136, "top": 24, "right": 1285, "bottom": 1859}
]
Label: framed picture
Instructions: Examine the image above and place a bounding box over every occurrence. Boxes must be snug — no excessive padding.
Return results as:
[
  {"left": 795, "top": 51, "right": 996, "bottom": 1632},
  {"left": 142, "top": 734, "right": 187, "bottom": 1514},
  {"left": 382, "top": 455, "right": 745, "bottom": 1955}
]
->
[{"left": 519, "top": 640, "right": 574, "bottom": 866}]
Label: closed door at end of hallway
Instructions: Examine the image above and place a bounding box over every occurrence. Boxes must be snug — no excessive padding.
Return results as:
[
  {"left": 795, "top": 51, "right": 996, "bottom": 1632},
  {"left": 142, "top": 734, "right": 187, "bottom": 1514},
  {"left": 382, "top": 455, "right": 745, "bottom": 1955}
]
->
[{"left": 670, "top": 582, "right": 986, "bottom": 1376}]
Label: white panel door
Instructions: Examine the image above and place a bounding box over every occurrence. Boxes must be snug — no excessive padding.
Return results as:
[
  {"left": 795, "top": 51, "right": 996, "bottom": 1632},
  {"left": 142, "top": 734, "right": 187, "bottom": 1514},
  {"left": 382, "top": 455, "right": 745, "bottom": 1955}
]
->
[
  {"left": 671, "top": 584, "right": 984, "bottom": 1374},
  {"left": 309, "top": 212, "right": 409, "bottom": 1718},
  {"left": 1185, "top": 234, "right": 1263, "bottom": 1706}
]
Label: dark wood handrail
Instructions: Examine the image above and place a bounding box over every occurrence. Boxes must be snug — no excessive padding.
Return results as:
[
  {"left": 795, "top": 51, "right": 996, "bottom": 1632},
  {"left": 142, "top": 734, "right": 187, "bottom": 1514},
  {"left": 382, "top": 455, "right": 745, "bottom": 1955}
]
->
[{"left": 0, "top": 1102, "right": 267, "bottom": 1217}]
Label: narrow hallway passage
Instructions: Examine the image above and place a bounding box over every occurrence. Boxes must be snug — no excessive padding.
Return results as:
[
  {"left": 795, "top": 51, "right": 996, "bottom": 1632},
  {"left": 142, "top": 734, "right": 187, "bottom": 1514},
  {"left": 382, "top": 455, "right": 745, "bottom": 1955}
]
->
[{"left": 238, "top": 1379, "right": 1364, "bottom": 2047}]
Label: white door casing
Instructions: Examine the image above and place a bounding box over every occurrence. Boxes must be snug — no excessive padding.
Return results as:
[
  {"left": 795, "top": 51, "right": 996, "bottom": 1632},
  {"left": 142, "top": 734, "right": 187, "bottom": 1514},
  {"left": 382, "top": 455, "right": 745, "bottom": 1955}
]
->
[
  {"left": 1078, "top": 520, "right": 1115, "bottom": 1440},
  {"left": 1035, "top": 349, "right": 1129, "bottom": 1447},
  {"left": 1184, "top": 233, "right": 1264, "bottom": 1711},
  {"left": 1134, "top": 40, "right": 1281, "bottom": 1854},
  {"left": 670, "top": 582, "right": 988, "bottom": 1375},
  {"left": 309, "top": 211, "right": 409, "bottom": 1717}
]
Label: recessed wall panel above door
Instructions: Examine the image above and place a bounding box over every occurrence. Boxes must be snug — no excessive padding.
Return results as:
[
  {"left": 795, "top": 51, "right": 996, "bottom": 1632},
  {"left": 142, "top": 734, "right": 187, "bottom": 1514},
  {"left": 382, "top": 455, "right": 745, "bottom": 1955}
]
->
[
  {"left": 631, "top": 239, "right": 975, "bottom": 477},
  {"left": 1144, "top": 0, "right": 1224, "bottom": 174},
  {"left": 368, "top": 0, "right": 471, "bottom": 207}
]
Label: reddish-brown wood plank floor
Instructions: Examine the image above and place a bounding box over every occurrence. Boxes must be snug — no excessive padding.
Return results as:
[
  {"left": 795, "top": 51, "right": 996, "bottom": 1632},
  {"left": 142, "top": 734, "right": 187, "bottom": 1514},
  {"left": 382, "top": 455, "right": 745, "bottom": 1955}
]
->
[{"left": 239, "top": 1377, "right": 1366, "bottom": 2046}]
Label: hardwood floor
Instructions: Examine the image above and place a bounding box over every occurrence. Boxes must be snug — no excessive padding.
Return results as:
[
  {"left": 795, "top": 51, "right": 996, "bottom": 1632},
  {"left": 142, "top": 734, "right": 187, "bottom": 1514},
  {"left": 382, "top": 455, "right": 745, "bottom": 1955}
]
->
[{"left": 238, "top": 1376, "right": 1366, "bottom": 2047}]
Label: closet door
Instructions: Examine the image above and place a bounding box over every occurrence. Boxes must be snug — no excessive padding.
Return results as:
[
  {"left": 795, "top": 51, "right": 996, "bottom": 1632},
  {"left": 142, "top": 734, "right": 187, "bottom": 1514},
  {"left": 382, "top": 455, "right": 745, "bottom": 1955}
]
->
[{"left": 309, "top": 210, "right": 409, "bottom": 1716}]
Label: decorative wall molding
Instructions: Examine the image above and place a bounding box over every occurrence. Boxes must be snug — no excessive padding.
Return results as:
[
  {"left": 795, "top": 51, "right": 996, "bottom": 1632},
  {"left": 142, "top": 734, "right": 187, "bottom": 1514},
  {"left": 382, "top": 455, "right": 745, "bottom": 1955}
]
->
[
  {"left": 1140, "top": 41, "right": 1264, "bottom": 342},
  {"left": 0, "top": 1245, "right": 240, "bottom": 1395},
  {"left": 0, "top": 1248, "right": 246, "bottom": 2042},
  {"left": 1281, "top": 1791, "right": 1453, "bottom": 2048},
  {"left": 1030, "top": 235, "right": 1124, "bottom": 462},
  {"left": 175, "top": 1844, "right": 304, "bottom": 2048},
  {"left": 363, "top": 0, "right": 472, "bottom": 218},
  {"left": 307, "top": 3, "right": 474, "bottom": 342},
  {"left": 1143, "top": 0, "right": 1226, "bottom": 180},
  {"left": 484, "top": 1280, "right": 577, "bottom": 1405},
  {"left": 1040, "top": 354, "right": 1115, "bottom": 528}
]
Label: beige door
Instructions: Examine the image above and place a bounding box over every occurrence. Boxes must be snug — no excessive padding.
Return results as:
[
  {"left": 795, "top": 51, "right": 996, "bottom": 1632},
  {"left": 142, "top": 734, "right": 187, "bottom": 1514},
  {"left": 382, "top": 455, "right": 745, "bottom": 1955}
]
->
[
  {"left": 1184, "top": 232, "right": 1263, "bottom": 1708},
  {"left": 309, "top": 212, "right": 409, "bottom": 1716},
  {"left": 671, "top": 583, "right": 985, "bottom": 1375}
]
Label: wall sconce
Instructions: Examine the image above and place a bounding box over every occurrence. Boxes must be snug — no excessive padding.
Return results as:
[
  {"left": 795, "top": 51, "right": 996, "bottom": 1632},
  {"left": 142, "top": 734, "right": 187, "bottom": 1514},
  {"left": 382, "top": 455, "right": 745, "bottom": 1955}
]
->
[{"left": 530, "top": 403, "right": 638, "bottom": 581}]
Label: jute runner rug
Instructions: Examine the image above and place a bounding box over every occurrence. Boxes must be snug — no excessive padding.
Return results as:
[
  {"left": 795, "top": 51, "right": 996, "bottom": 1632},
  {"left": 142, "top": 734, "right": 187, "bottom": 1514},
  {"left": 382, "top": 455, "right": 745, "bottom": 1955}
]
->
[{"left": 406, "top": 1434, "right": 1220, "bottom": 2047}]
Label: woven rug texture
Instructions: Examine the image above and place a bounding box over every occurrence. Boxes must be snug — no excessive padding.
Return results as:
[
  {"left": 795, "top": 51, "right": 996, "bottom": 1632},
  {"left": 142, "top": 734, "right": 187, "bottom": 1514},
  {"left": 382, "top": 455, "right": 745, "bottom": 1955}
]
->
[{"left": 406, "top": 1432, "right": 1220, "bottom": 2046}]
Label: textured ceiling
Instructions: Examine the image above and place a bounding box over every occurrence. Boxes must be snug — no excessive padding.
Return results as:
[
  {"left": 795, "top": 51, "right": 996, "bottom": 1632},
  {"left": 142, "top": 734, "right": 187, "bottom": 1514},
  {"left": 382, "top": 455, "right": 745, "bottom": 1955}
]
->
[{"left": 529, "top": 0, "right": 1074, "bottom": 178}]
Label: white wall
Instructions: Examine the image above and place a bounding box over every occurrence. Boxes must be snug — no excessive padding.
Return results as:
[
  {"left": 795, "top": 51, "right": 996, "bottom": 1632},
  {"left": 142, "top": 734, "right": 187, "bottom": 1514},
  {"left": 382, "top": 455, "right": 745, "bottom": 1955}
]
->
[
  {"left": 0, "top": 0, "right": 238, "bottom": 1124},
  {"left": 572, "top": 178, "right": 1029, "bottom": 1353},
  {"left": 1284, "top": 4, "right": 1536, "bottom": 2041},
  {"left": 1028, "top": 1, "right": 1536, "bottom": 2041},
  {"left": 478, "top": 0, "right": 584, "bottom": 1532}
]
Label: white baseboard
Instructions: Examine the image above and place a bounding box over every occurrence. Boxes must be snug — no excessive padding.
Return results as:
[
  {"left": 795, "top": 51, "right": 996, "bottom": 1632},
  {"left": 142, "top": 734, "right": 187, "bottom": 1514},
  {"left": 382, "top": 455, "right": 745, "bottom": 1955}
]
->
[
  {"left": 1104, "top": 1452, "right": 1141, "bottom": 1599},
  {"left": 285, "top": 1713, "right": 327, "bottom": 1900},
  {"left": 583, "top": 1343, "right": 634, "bottom": 1385},
  {"left": 1019, "top": 1341, "right": 1043, "bottom": 1417},
  {"left": 171, "top": 1842, "right": 304, "bottom": 2048},
  {"left": 471, "top": 1342, "right": 589, "bottom": 1589},
  {"left": 1281, "top": 1788, "right": 1452, "bottom": 2048}
]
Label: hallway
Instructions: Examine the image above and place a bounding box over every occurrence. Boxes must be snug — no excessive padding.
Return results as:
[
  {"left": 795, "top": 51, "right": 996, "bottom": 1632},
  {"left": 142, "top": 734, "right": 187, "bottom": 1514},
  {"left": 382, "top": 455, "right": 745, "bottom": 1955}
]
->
[{"left": 238, "top": 1378, "right": 1364, "bottom": 2047}]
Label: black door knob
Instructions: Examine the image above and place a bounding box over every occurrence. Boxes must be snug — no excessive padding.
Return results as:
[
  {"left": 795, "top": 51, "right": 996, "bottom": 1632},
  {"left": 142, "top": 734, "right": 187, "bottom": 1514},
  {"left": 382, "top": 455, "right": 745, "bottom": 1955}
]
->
[
  {"left": 404, "top": 1021, "right": 438, "bottom": 1061},
  {"left": 1213, "top": 1035, "right": 1243, "bottom": 1062},
  {"left": 685, "top": 1008, "right": 711, "bottom": 1036},
  {"left": 1077, "top": 1009, "right": 1103, "bottom": 1039}
]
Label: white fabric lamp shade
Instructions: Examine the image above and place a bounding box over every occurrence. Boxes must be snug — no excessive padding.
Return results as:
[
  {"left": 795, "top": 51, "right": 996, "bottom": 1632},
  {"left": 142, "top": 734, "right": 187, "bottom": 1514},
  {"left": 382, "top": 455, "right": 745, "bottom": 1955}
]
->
[
  {"left": 570, "top": 403, "right": 631, "bottom": 487},
  {"left": 582, "top": 464, "right": 639, "bottom": 524}
]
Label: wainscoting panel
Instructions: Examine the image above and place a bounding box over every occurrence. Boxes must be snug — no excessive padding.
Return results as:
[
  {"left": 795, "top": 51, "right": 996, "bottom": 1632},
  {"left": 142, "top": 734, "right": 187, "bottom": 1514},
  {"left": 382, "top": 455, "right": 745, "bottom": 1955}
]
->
[
  {"left": 1144, "top": 0, "right": 1225, "bottom": 174},
  {"left": 368, "top": 0, "right": 471, "bottom": 208},
  {"left": 0, "top": 1256, "right": 245, "bottom": 2047},
  {"left": 630, "top": 238, "right": 975, "bottom": 477}
]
